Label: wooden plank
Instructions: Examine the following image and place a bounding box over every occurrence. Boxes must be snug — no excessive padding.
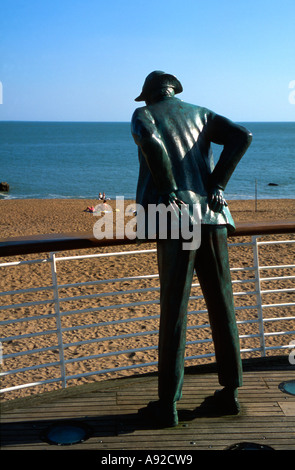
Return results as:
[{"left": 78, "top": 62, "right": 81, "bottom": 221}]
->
[
  {"left": 2, "top": 367, "right": 295, "bottom": 451},
  {"left": 278, "top": 402, "right": 295, "bottom": 416}
]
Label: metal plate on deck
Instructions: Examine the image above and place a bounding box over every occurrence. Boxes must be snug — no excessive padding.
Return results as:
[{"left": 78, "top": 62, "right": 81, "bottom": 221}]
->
[
  {"left": 226, "top": 442, "right": 275, "bottom": 450},
  {"left": 279, "top": 380, "right": 295, "bottom": 396},
  {"left": 42, "top": 420, "right": 92, "bottom": 446}
]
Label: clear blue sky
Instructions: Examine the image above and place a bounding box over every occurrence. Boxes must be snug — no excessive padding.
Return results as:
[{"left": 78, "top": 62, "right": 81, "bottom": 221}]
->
[{"left": 0, "top": 0, "right": 294, "bottom": 122}]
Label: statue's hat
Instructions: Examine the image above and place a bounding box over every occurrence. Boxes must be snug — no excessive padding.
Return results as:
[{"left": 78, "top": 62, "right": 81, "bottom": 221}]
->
[{"left": 135, "top": 71, "right": 183, "bottom": 102}]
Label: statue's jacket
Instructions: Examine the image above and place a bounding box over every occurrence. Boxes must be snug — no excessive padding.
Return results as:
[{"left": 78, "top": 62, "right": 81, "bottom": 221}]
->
[{"left": 131, "top": 97, "right": 252, "bottom": 237}]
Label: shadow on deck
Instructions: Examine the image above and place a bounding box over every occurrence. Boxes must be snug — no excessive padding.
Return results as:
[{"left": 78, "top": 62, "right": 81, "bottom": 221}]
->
[{"left": 1, "top": 357, "right": 295, "bottom": 452}]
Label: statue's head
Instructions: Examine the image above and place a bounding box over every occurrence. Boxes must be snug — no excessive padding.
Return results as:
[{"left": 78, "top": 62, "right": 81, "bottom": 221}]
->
[{"left": 135, "top": 71, "right": 183, "bottom": 102}]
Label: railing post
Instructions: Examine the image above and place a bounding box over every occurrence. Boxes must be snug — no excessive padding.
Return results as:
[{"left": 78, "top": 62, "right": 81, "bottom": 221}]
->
[
  {"left": 252, "top": 235, "right": 266, "bottom": 357},
  {"left": 50, "top": 252, "right": 67, "bottom": 388}
]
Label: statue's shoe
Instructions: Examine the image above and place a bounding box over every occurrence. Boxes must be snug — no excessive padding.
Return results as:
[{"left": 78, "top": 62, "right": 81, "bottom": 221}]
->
[
  {"left": 213, "top": 389, "right": 240, "bottom": 414},
  {"left": 197, "top": 388, "right": 240, "bottom": 416},
  {"left": 138, "top": 400, "right": 178, "bottom": 427}
]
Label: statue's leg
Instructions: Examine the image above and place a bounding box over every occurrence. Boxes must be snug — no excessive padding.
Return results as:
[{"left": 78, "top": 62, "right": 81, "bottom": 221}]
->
[
  {"left": 194, "top": 225, "right": 243, "bottom": 389},
  {"left": 156, "top": 237, "right": 196, "bottom": 404}
]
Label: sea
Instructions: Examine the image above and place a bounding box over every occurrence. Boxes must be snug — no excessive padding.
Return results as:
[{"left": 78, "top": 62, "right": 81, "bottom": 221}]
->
[{"left": 0, "top": 121, "right": 294, "bottom": 201}]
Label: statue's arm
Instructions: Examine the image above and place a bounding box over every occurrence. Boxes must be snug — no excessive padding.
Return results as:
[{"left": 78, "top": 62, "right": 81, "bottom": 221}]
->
[
  {"left": 131, "top": 109, "right": 178, "bottom": 196},
  {"left": 206, "top": 113, "right": 252, "bottom": 191},
  {"left": 205, "top": 113, "right": 252, "bottom": 212}
]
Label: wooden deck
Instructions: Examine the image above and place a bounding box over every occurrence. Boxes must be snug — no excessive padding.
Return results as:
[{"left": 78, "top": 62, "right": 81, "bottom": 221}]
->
[{"left": 1, "top": 357, "right": 295, "bottom": 452}]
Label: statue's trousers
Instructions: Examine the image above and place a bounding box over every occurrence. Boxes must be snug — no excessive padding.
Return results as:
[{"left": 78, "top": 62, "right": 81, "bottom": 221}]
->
[{"left": 156, "top": 225, "right": 243, "bottom": 404}]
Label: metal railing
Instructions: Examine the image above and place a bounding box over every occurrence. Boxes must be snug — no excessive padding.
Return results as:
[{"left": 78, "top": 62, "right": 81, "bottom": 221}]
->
[{"left": 0, "top": 221, "right": 294, "bottom": 397}]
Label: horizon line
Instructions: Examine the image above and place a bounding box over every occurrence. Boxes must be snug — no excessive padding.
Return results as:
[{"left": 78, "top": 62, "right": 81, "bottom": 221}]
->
[{"left": 1, "top": 119, "right": 295, "bottom": 124}]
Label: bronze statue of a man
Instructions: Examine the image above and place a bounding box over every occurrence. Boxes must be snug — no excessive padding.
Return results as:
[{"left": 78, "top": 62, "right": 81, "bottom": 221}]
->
[{"left": 131, "top": 71, "right": 252, "bottom": 427}]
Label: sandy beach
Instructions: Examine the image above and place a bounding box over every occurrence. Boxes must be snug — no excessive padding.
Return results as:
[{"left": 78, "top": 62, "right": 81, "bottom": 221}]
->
[
  {"left": 0, "top": 198, "right": 294, "bottom": 401},
  {"left": 1, "top": 198, "right": 295, "bottom": 239}
]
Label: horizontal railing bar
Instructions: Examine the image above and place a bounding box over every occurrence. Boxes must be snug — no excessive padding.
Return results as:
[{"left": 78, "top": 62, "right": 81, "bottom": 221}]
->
[
  {"left": 54, "top": 248, "right": 157, "bottom": 262},
  {"left": 263, "top": 330, "right": 295, "bottom": 337},
  {"left": 1, "top": 329, "right": 58, "bottom": 342},
  {"left": 262, "top": 315, "right": 295, "bottom": 322},
  {"left": 62, "top": 332, "right": 157, "bottom": 350},
  {"left": 0, "top": 312, "right": 55, "bottom": 326},
  {"left": 260, "top": 288, "right": 295, "bottom": 294},
  {"left": 57, "top": 288, "right": 258, "bottom": 306},
  {"left": 59, "top": 299, "right": 160, "bottom": 318},
  {"left": 236, "top": 319, "right": 259, "bottom": 325},
  {"left": 0, "top": 377, "right": 63, "bottom": 394},
  {"left": 185, "top": 353, "right": 215, "bottom": 361},
  {"left": 56, "top": 273, "right": 255, "bottom": 292},
  {"left": 61, "top": 321, "right": 214, "bottom": 351},
  {"left": 185, "top": 353, "right": 216, "bottom": 361},
  {"left": 0, "top": 285, "right": 54, "bottom": 296},
  {"left": 60, "top": 309, "right": 212, "bottom": 332},
  {"left": 66, "top": 362, "right": 159, "bottom": 382},
  {"left": 2, "top": 344, "right": 60, "bottom": 359},
  {"left": 55, "top": 253, "right": 272, "bottom": 272},
  {"left": 259, "top": 264, "right": 295, "bottom": 270},
  {"left": 234, "top": 305, "right": 259, "bottom": 311},
  {"left": 265, "top": 344, "right": 295, "bottom": 351},
  {"left": 58, "top": 286, "right": 161, "bottom": 303},
  {"left": 188, "top": 307, "right": 259, "bottom": 316},
  {"left": 61, "top": 316, "right": 160, "bottom": 334},
  {"left": 260, "top": 275, "right": 295, "bottom": 282},
  {"left": 1, "top": 220, "right": 293, "bottom": 257},
  {"left": 239, "top": 334, "right": 261, "bottom": 340},
  {"left": 0, "top": 360, "right": 62, "bottom": 377},
  {"left": 69, "top": 328, "right": 159, "bottom": 344},
  {"left": 233, "top": 290, "right": 258, "bottom": 296},
  {"left": 65, "top": 362, "right": 159, "bottom": 382},
  {"left": 257, "top": 240, "right": 294, "bottom": 245},
  {"left": 186, "top": 339, "right": 213, "bottom": 348},
  {"left": 230, "top": 267, "right": 255, "bottom": 272},
  {"left": 0, "top": 258, "right": 50, "bottom": 267},
  {"left": 64, "top": 345, "right": 159, "bottom": 365},
  {"left": 261, "top": 302, "right": 295, "bottom": 308},
  {"left": 239, "top": 347, "right": 262, "bottom": 353},
  {"left": 57, "top": 273, "right": 160, "bottom": 290},
  {"left": 227, "top": 242, "right": 254, "bottom": 247},
  {"left": 262, "top": 277, "right": 295, "bottom": 285},
  {"left": 2, "top": 305, "right": 212, "bottom": 335},
  {"left": 232, "top": 278, "right": 257, "bottom": 284},
  {"left": 0, "top": 298, "right": 54, "bottom": 311}
]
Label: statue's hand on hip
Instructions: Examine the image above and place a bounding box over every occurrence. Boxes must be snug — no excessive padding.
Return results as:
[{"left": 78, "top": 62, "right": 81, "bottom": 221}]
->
[
  {"left": 159, "top": 192, "right": 186, "bottom": 210},
  {"left": 208, "top": 188, "right": 228, "bottom": 213}
]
